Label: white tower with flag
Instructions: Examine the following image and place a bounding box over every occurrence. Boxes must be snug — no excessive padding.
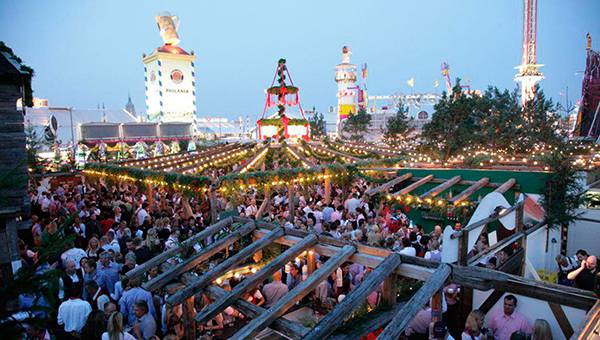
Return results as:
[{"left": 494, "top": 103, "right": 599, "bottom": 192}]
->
[{"left": 335, "top": 46, "right": 358, "bottom": 134}]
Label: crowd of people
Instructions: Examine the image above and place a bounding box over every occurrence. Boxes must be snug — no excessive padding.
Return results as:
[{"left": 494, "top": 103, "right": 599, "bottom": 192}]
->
[{"left": 5, "top": 172, "right": 596, "bottom": 340}]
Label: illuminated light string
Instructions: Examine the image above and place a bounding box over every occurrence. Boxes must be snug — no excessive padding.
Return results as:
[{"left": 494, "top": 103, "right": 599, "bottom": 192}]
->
[{"left": 239, "top": 147, "right": 270, "bottom": 174}]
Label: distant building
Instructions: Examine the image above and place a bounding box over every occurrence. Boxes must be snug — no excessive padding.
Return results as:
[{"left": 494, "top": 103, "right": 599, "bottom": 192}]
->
[{"left": 125, "top": 93, "right": 136, "bottom": 116}]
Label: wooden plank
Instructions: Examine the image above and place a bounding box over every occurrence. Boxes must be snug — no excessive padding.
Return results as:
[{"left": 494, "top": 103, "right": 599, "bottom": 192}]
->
[
  {"left": 126, "top": 217, "right": 233, "bottom": 280},
  {"left": 143, "top": 222, "right": 255, "bottom": 292},
  {"left": 549, "top": 302, "right": 574, "bottom": 339},
  {"left": 494, "top": 178, "right": 516, "bottom": 193},
  {"left": 202, "top": 285, "right": 309, "bottom": 340},
  {"left": 230, "top": 245, "right": 357, "bottom": 340},
  {"left": 365, "top": 173, "right": 413, "bottom": 196},
  {"left": 448, "top": 177, "right": 489, "bottom": 204},
  {"left": 419, "top": 175, "right": 461, "bottom": 200},
  {"left": 393, "top": 174, "right": 434, "bottom": 196},
  {"left": 194, "top": 234, "right": 317, "bottom": 323},
  {"left": 378, "top": 264, "right": 451, "bottom": 340},
  {"left": 166, "top": 226, "right": 284, "bottom": 306},
  {"left": 304, "top": 253, "right": 402, "bottom": 340}
]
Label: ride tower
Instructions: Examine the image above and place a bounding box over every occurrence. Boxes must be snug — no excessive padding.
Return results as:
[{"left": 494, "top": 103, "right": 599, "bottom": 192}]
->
[
  {"left": 514, "top": 0, "right": 543, "bottom": 105},
  {"left": 335, "top": 46, "right": 358, "bottom": 135}
]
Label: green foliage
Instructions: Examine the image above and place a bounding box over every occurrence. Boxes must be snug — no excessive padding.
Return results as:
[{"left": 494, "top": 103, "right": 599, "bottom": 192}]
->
[
  {"left": 540, "top": 145, "right": 587, "bottom": 228},
  {"left": 0, "top": 216, "right": 75, "bottom": 338},
  {"left": 422, "top": 80, "right": 562, "bottom": 159},
  {"left": 421, "top": 81, "right": 481, "bottom": 160},
  {"left": 343, "top": 108, "right": 372, "bottom": 141},
  {"left": 308, "top": 111, "right": 327, "bottom": 137},
  {"left": 384, "top": 101, "right": 412, "bottom": 140}
]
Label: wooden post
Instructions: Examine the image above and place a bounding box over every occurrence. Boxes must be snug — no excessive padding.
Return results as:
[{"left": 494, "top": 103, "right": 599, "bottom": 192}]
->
[
  {"left": 209, "top": 183, "right": 218, "bottom": 224},
  {"left": 304, "top": 253, "right": 402, "bottom": 340},
  {"left": 381, "top": 272, "right": 397, "bottom": 306},
  {"left": 231, "top": 245, "right": 356, "bottom": 340},
  {"left": 146, "top": 182, "right": 154, "bottom": 205},
  {"left": 324, "top": 172, "right": 331, "bottom": 204},
  {"left": 515, "top": 203, "right": 527, "bottom": 276},
  {"left": 307, "top": 249, "right": 316, "bottom": 274},
  {"left": 182, "top": 296, "right": 196, "bottom": 340},
  {"left": 288, "top": 183, "right": 295, "bottom": 222}
]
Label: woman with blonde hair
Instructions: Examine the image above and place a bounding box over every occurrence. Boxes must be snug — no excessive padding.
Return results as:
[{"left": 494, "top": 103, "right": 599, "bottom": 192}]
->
[
  {"left": 462, "top": 309, "right": 486, "bottom": 340},
  {"left": 102, "top": 311, "right": 136, "bottom": 340},
  {"left": 532, "top": 319, "right": 552, "bottom": 340}
]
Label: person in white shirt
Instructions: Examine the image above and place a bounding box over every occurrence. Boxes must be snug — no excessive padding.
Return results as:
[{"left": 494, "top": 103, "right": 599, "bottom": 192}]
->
[
  {"left": 136, "top": 202, "right": 149, "bottom": 227},
  {"left": 399, "top": 238, "right": 417, "bottom": 257},
  {"left": 57, "top": 288, "right": 92, "bottom": 334}
]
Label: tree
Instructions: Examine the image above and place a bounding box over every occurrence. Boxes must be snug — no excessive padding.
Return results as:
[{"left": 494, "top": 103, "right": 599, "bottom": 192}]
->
[
  {"left": 421, "top": 81, "right": 480, "bottom": 160},
  {"left": 541, "top": 145, "right": 586, "bottom": 229},
  {"left": 308, "top": 110, "right": 327, "bottom": 137},
  {"left": 383, "top": 100, "right": 412, "bottom": 142},
  {"left": 343, "top": 108, "right": 371, "bottom": 141},
  {"left": 475, "top": 87, "right": 522, "bottom": 152},
  {"left": 519, "top": 87, "right": 562, "bottom": 151}
]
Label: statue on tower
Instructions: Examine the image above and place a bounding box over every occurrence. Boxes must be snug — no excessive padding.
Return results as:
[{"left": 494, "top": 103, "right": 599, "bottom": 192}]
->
[{"left": 156, "top": 12, "right": 180, "bottom": 45}]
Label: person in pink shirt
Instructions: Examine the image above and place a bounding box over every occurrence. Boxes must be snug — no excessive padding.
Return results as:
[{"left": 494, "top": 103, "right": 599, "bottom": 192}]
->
[{"left": 487, "top": 295, "right": 532, "bottom": 340}]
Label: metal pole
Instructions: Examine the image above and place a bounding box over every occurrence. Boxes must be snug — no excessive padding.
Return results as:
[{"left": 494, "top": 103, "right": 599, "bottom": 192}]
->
[{"left": 69, "top": 107, "right": 75, "bottom": 154}]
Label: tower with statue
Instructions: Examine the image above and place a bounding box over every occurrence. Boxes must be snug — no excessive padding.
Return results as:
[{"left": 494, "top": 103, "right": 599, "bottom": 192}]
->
[{"left": 143, "top": 12, "right": 197, "bottom": 124}]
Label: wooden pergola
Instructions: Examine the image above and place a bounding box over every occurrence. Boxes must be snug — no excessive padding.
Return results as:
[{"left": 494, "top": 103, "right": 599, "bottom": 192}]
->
[{"left": 127, "top": 215, "right": 597, "bottom": 340}]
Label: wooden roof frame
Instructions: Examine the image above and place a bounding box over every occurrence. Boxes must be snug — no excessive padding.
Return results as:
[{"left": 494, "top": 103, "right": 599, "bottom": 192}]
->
[{"left": 132, "top": 215, "right": 596, "bottom": 340}]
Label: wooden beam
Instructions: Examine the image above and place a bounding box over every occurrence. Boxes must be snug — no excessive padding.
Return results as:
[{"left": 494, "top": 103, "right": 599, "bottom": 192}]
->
[
  {"left": 448, "top": 177, "right": 489, "bottom": 204},
  {"left": 548, "top": 302, "right": 574, "bottom": 339},
  {"left": 378, "top": 264, "right": 451, "bottom": 340},
  {"left": 365, "top": 173, "right": 413, "bottom": 196},
  {"left": 230, "top": 245, "right": 357, "bottom": 340},
  {"left": 452, "top": 200, "right": 526, "bottom": 239},
  {"left": 478, "top": 290, "right": 505, "bottom": 314},
  {"left": 450, "top": 265, "right": 597, "bottom": 310},
  {"left": 329, "top": 302, "right": 407, "bottom": 340},
  {"left": 166, "top": 226, "right": 284, "bottom": 306},
  {"left": 203, "top": 285, "right": 309, "bottom": 340},
  {"left": 251, "top": 228, "right": 435, "bottom": 280},
  {"left": 126, "top": 217, "right": 233, "bottom": 280},
  {"left": 572, "top": 300, "right": 600, "bottom": 340},
  {"left": 195, "top": 233, "right": 318, "bottom": 323},
  {"left": 143, "top": 222, "right": 255, "bottom": 292},
  {"left": 393, "top": 174, "right": 434, "bottom": 195},
  {"left": 419, "top": 176, "right": 461, "bottom": 200},
  {"left": 304, "top": 253, "right": 402, "bottom": 340},
  {"left": 494, "top": 178, "right": 516, "bottom": 193}
]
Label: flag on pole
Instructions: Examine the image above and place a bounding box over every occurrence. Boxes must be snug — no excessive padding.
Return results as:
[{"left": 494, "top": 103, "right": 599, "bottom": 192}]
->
[
  {"left": 434, "top": 79, "right": 440, "bottom": 88},
  {"left": 407, "top": 78, "right": 415, "bottom": 88}
]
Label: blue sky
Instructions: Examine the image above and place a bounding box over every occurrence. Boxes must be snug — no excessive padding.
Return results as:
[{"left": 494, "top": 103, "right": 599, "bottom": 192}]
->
[{"left": 1, "top": 0, "right": 598, "bottom": 122}]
